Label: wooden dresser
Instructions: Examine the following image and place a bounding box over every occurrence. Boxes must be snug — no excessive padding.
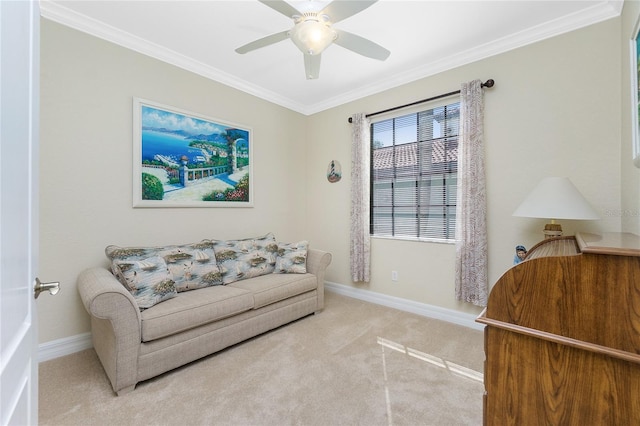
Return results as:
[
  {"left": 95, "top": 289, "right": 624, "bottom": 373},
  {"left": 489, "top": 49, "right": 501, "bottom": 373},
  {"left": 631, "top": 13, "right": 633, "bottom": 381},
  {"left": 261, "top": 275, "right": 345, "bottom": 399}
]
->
[{"left": 477, "top": 232, "right": 640, "bottom": 425}]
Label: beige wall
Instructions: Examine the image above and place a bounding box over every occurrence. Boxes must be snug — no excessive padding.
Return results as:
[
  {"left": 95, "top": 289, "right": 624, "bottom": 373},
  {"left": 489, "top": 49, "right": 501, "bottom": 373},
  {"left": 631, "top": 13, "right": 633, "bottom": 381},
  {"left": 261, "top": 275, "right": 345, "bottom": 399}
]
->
[
  {"left": 306, "top": 18, "right": 623, "bottom": 316},
  {"left": 621, "top": 1, "right": 640, "bottom": 235},
  {"left": 39, "top": 15, "right": 629, "bottom": 344},
  {"left": 38, "top": 20, "right": 307, "bottom": 342}
]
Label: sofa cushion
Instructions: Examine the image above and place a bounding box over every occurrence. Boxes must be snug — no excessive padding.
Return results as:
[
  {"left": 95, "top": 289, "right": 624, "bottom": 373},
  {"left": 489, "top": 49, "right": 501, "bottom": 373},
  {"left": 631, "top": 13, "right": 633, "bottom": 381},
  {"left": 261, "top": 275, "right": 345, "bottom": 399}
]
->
[
  {"left": 112, "top": 256, "right": 177, "bottom": 309},
  {"left": 140, "top": 285, "right": 254, "bottom": 342},
  {"left": 229, "top": 272, "right": 317, "bottom": 309},
  {"left": 213, "top": 233, "right": 278, "bottom": 284},
  {"left": 106, "top": 241, "right": 223, "bottom": 292},
  {"left": 274, "top": 240, "right": 308, "bottom": 274}
]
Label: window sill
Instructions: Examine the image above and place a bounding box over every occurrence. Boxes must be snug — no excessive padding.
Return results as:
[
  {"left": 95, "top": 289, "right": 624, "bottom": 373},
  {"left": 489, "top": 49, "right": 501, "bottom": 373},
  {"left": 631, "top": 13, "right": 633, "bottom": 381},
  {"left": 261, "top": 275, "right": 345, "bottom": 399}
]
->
[{"left": 371, "top": 235, "right": 456, "bottom": 245}]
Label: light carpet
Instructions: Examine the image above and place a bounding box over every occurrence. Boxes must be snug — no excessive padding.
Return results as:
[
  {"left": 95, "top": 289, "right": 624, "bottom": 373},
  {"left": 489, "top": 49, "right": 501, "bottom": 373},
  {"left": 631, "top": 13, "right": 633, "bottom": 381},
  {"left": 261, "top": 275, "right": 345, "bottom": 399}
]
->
[{"left": 39, "top": 291, "right": 485, "bottom": 426}]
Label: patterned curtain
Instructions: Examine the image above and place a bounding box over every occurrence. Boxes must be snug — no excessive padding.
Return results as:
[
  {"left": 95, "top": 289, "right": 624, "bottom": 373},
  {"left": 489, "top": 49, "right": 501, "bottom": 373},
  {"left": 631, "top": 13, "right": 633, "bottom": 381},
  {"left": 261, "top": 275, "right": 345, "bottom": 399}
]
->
[
  {"left": 350, "top": 113, "right": 371, "bottom": 282},
  {"left": 455, "top": 80, "right": 488, "bottom": 306}
]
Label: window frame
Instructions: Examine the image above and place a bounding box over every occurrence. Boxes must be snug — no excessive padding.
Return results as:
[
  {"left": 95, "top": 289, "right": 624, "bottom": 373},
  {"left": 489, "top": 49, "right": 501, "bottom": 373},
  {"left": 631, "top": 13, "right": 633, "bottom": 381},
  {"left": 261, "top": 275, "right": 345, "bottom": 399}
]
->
[{"left": 369, "top": 98, "right": 460, "bottom": 243}]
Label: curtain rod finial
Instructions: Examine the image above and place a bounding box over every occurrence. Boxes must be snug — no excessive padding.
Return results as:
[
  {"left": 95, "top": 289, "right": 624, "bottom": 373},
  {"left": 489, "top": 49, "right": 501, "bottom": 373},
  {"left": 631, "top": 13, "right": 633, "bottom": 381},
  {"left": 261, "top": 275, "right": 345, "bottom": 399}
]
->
[{"left": 483, "top": 79, "right": 494, "bottom": 88}]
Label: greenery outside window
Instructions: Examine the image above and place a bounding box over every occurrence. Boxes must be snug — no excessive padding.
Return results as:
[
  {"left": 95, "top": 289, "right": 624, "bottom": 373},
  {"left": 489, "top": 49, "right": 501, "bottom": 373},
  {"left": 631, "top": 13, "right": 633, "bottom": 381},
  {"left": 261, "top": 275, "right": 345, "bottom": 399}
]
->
[{"left": 370, "top": 100, "right": 460, "bottom": 241}]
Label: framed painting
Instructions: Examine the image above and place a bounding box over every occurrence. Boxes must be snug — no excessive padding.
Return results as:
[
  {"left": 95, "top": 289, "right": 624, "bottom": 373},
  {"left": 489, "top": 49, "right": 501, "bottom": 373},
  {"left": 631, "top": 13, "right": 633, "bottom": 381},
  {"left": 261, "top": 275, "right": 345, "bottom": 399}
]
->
[
  {"left": 133, "top": 98, "right": 253, "bottom": 207},
  {"left": 630, "top": 20, "right": 640, "bottom": 168}
]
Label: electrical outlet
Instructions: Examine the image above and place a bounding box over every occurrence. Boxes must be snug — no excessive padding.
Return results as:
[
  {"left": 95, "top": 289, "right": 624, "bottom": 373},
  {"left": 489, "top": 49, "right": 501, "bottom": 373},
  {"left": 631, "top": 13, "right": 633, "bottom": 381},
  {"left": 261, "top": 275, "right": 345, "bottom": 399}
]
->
[{"left": 391, "top": 271, "right": 398, "bottom": 281}]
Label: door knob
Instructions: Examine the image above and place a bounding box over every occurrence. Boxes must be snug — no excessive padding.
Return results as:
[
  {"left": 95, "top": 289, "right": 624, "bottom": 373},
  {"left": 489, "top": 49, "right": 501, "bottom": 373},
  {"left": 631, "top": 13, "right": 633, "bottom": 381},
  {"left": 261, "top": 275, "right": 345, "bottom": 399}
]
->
[{"left": 34, "top": 278, "right": 60, "bottom": 299}]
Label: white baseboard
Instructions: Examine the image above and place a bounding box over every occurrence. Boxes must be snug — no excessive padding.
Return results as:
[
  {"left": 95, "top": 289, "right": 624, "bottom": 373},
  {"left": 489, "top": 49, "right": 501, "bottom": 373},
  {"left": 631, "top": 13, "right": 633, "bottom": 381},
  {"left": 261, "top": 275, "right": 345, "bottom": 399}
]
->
[
  {"left": 325, "top": 281, "right": 485, "bottom": 331},
  {"left": 38, "top": 332, "right": 92, "bottom": 363},
  {"left": 38, "top": 284, "right": 484, "bottom": 362}
]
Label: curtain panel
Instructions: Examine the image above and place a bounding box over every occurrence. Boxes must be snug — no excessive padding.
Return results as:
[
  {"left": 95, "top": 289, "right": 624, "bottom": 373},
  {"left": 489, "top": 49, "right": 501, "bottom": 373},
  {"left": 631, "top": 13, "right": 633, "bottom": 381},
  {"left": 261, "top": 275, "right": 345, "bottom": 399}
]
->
[
  {"left": 455, "top": 80, "right": 488, "bottom": 306},
  {"left": 350, "top": 113, "right": 371, "bottom": 282}
]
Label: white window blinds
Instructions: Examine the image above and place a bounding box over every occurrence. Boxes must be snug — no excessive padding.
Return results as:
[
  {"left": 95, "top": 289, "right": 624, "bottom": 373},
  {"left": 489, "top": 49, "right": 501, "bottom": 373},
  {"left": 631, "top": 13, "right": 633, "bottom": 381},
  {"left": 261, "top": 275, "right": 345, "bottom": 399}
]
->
[{"left": 370, "top": 101, "right": 460, "bottom": 240}]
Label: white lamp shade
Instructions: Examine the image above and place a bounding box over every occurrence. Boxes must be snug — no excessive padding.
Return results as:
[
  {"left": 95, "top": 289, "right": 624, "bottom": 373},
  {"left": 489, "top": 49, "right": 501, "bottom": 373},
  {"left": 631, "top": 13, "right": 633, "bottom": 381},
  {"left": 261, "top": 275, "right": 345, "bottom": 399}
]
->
[{"left": 513, "top": 177, "right": 599, "bottom": 220}]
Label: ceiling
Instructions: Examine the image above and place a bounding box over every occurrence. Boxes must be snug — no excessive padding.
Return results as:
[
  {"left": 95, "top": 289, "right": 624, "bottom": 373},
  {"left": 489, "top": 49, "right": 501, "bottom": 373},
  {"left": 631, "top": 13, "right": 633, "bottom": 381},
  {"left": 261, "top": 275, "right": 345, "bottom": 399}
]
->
[{"left": 40, "top": 0, "right": 623, "bottom": 115}]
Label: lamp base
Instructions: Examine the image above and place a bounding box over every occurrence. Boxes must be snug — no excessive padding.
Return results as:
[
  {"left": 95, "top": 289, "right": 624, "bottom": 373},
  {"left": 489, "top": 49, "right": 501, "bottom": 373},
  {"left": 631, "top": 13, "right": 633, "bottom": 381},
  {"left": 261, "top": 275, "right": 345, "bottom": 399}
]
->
[{"left": 543, "top": 223, "right": 563, "bottom": 239}]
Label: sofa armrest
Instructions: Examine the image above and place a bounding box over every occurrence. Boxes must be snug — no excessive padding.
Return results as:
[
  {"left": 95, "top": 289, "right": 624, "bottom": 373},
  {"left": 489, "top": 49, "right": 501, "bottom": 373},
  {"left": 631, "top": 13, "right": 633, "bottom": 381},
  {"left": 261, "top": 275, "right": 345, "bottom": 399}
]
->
[
  {"left": 77, "top": 267, "right": 142, "bottom": 395},
  {"left": 78, "top": 267, "right": 142, "bottom": 327},
  {"left": 306, "top": 249, "right": 332, "bottom": 311}
]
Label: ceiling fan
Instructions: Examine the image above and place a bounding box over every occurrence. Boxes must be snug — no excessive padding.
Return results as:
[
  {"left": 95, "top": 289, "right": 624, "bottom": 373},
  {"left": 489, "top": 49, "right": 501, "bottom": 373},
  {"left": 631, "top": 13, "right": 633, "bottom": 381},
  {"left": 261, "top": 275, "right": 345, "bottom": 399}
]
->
[{"left": 235, "top": 0, "right": 390, "bottom": 80}]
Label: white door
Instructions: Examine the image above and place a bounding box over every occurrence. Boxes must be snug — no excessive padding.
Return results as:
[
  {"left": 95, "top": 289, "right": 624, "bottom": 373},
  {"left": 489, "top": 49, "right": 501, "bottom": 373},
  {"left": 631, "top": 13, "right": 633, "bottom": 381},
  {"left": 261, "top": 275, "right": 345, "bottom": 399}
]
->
[{"left": 0, "top": 0, "right": 40, "bottom": 425}]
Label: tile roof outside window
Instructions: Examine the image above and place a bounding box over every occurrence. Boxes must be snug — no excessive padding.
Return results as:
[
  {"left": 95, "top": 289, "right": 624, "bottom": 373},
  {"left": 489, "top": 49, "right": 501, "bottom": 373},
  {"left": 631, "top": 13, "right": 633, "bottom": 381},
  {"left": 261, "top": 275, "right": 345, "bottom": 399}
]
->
[{"left": 372, "top": 141, "right": 458, "bottom": 170}]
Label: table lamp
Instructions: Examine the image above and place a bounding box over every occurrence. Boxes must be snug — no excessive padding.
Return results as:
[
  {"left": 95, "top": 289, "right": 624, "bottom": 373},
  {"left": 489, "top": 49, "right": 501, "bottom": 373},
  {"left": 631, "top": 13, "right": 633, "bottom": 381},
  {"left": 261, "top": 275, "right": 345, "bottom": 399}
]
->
[{"left": 513, "top": 177, "right": 599, "bottom": 238}]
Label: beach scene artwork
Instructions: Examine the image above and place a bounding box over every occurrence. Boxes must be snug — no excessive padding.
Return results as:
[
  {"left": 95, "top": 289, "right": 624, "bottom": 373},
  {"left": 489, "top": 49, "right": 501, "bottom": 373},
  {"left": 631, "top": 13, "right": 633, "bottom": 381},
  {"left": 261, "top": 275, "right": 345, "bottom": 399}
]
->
[{"left": 133, "top": 99, "right": 252, "bottom": 207}]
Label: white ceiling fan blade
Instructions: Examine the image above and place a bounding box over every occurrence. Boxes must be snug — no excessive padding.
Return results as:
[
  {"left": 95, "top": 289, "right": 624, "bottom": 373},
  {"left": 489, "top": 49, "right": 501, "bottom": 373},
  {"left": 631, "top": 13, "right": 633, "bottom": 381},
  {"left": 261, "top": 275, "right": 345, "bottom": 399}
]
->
[
  {"left": 320, "top": 1, "right": 378, "bottom": 24},
  {"left": 304, "top": 54, "right": 321, "bottom": 80},
  {"left": 258, "top": 0, "right": 301, "bottom": 19},
  {"left": 334, "top": 30, "right": 390, "bottom": 61},
  {"left": 235, "top": 31, "right": 290, "bottom": 54}
]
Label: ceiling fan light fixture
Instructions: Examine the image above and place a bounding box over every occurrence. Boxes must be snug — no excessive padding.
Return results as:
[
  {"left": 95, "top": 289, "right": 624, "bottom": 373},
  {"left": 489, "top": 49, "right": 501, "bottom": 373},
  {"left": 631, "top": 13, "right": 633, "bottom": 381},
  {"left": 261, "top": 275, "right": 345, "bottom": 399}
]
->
[
  {"left": 289, "top": 13, "right": 337, "bottom": 55},
  {"left": 236, "top": 1, "right": 388, "bottom": 79}
]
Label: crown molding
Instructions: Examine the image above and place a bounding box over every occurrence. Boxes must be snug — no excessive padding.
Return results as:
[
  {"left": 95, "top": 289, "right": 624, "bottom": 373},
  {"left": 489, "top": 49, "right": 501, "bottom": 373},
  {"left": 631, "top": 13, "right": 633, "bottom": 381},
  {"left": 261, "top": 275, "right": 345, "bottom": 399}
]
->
[
  {"left": 303, "top": 0, "right": 623, "bottom": 115},
  {"left": 40, "top": 0, "right": 622, "bottom": 116},
  {"left": 39, "top": 0, "right": 308, "bottom": 113}
]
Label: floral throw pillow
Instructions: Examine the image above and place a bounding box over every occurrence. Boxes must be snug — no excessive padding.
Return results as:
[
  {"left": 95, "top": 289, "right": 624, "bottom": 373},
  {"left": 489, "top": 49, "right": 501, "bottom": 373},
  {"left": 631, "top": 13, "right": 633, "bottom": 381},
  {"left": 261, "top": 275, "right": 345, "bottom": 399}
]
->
[
  {"left": 274, "top": 241, "right": 308, "bottom": 274},
  {"left": 106, "top": 240, "right": 223, "bottom": 292},
  {"left": 213, "top": 233, "right": 278, "bottom": 284},
  {"left": 111, "top": 256, "right": 177, "bottom": 309}
]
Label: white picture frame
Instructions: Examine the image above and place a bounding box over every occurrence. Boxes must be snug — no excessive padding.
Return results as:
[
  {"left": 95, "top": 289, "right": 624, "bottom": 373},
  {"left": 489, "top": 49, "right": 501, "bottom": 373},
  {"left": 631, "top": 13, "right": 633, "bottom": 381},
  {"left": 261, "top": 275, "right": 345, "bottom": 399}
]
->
[{"left": 132, "top": 98, "right": 254, "bottom": 207}]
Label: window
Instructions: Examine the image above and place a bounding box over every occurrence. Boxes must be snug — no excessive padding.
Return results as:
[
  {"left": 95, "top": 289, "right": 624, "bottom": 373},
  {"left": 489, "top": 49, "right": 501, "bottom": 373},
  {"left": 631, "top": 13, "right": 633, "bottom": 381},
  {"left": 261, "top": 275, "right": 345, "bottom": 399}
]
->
[{"left": 370, "top": 101, "right": 460, "bottom": 240}]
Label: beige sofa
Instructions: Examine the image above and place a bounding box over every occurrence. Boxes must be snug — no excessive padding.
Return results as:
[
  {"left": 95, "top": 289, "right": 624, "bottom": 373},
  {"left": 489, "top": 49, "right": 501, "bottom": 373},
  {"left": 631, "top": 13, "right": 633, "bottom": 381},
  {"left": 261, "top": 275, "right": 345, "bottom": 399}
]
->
[{"left": 77, "top": 247, "right": 331, "bottom": 396}]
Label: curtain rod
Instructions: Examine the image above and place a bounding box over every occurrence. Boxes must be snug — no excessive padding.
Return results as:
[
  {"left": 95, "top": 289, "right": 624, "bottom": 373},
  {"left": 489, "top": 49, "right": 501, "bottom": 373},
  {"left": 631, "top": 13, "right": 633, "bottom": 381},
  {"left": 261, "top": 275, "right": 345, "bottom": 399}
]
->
[{"left": 347, "top": 79, "right": 495, "bottom": 123}]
